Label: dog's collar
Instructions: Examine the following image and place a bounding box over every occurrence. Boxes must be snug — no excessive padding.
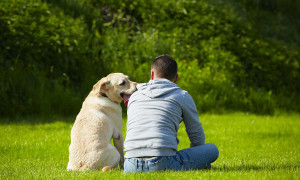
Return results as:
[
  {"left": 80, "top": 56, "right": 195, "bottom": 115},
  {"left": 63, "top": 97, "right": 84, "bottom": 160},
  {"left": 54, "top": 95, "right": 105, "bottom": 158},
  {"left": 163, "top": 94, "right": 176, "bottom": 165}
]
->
[{"left": 100, "top": 92, "right": 107, "bottom": 97}]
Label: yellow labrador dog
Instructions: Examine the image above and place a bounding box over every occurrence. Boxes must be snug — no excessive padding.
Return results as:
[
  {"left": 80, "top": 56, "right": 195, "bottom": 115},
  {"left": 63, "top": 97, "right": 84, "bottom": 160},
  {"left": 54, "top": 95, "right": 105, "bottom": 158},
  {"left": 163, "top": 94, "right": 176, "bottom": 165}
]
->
[{"left": 67, "top": 73, "right": 137, "bottom": 171}]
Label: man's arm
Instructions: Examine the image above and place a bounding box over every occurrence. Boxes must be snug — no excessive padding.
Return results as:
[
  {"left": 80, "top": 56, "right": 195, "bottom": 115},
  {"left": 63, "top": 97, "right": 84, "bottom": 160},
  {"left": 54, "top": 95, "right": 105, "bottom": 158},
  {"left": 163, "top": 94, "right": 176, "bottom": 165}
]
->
[{"left": 182, "top": 92, "right": 205, "bottom": 146}]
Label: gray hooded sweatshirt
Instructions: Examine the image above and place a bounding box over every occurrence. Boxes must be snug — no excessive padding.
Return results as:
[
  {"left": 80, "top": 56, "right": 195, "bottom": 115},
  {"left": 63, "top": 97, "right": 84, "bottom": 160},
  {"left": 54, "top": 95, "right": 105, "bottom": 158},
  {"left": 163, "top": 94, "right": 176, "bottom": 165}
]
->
[{"left": 124, "top": 78, "right": 205, "bottom": 158}]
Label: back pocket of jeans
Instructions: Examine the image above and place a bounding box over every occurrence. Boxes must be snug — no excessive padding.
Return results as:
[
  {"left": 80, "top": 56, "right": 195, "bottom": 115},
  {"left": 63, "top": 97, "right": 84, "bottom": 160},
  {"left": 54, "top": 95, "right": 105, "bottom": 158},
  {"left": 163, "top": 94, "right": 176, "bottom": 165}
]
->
[
  {"left": 124, "top": 159, "right": 138, "bottom": 173},
  {"left": 148, "top": 156, "right": 167, "bottom": 167}
]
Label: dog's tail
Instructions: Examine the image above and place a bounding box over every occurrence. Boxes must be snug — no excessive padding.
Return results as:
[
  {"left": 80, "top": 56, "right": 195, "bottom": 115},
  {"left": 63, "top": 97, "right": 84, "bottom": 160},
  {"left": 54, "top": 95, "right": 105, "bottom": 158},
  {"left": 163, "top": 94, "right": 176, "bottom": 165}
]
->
[{"left": 102, "top": 166, "right": 111, "bottom": 172}]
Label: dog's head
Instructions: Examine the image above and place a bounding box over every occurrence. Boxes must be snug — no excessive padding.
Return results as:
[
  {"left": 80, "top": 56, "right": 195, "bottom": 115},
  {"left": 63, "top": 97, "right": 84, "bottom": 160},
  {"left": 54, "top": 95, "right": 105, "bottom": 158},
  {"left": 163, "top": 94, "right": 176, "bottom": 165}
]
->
[{"left": 93, "top": 73, "right": 137, "bottom": 103}]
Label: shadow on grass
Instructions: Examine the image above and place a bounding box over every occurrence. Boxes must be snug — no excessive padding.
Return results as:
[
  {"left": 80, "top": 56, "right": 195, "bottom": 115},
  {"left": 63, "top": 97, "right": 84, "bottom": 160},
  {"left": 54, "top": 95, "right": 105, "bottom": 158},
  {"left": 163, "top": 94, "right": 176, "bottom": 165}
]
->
[
  {"left": 213, "top": 164, "right": 299, "bottom": 171},
  {"left": 0, "top": 111, "right": 128, "bottom": 125},
  {"left": 0, "top": 115, "right": 76, "bottom": 125}
]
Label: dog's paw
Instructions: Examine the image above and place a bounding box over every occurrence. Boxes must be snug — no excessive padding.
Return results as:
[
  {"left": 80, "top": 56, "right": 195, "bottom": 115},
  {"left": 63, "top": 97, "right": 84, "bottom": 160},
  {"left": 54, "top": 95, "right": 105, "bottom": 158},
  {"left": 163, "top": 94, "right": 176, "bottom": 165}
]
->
[{"left": 102, "top": 166, "right": 111, "bottom": 172}]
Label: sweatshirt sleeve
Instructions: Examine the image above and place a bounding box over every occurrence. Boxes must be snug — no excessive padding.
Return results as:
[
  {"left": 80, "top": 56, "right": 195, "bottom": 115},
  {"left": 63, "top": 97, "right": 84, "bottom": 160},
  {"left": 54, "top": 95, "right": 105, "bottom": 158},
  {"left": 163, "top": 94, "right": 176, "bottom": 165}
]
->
[{"left": 182, "top": 92, "right": 205, "bottom": 146}]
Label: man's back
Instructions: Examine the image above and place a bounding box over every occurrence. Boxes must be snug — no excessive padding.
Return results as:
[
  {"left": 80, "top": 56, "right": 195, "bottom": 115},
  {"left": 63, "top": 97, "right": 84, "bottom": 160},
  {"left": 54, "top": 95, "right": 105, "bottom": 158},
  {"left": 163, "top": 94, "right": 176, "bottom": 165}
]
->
[
  {"left": 124, "top": 78, "right": 205, "bottom": 158},
  {"left": 124, "top": 54, "right": 218, "bottom": 173}
]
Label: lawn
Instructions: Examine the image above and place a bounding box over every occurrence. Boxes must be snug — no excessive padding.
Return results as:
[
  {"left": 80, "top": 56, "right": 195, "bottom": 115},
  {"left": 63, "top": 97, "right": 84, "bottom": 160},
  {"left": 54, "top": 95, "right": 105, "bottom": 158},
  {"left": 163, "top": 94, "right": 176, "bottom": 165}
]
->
[{"left": 0, "top": 113, "right": 299, "bottom": 179}]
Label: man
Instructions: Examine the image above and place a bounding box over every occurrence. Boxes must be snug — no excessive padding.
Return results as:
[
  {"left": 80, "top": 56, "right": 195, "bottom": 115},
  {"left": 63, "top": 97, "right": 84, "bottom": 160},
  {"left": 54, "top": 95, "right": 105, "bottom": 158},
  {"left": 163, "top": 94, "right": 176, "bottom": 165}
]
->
[{"left": 124, "top": 54, "right": 219, "bottom": 172}]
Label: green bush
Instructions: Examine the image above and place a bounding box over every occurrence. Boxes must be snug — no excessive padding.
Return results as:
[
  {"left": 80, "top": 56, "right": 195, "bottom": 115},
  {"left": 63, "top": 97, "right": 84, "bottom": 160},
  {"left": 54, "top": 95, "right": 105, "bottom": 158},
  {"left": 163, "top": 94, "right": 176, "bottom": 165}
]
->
[
  {"left": 0, "top": 0, "right": 299, "bottom": 116},
  {"left": 0, "top": 0, "right": 93, "bottom": 116}
]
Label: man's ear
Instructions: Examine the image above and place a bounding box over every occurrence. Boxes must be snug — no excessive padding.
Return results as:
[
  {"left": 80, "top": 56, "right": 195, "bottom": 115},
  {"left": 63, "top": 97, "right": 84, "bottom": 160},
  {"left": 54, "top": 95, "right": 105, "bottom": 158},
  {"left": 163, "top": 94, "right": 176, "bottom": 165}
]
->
[
  {"left": 151, "top": 70, "right": 154, "bottom": 80},
  {"left": 173, "top": 74, "right": 178, "bottom": 83}
]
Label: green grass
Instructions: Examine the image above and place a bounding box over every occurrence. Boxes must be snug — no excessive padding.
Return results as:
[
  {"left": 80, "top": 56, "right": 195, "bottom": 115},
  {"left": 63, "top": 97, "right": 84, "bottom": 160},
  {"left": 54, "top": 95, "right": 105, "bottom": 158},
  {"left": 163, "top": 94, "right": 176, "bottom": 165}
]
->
[{"left": 0, "top": 113, "right": 299, "bottom": 179}]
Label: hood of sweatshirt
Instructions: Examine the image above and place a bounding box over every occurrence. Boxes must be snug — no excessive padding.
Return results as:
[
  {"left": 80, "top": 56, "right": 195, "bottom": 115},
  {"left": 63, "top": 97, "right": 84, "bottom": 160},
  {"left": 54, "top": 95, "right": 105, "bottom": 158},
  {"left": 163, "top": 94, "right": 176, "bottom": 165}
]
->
[{"left": 136, "top": 78, "right": 181, "bottom": 98}]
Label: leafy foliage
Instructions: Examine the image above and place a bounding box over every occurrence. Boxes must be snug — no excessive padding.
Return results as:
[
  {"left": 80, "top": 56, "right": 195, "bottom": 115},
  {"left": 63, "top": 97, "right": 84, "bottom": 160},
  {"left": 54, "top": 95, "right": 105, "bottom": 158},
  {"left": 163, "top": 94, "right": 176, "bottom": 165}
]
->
[{"left": 0, "top": 0, "right": 299, "bottom": 116}]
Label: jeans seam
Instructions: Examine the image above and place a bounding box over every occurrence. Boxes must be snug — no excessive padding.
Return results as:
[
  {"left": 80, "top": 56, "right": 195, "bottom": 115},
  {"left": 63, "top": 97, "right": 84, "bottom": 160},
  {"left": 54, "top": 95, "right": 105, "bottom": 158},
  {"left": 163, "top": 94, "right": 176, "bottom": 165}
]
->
[{"left": 182, "top": 154, "right": 216, "bottom": 170}]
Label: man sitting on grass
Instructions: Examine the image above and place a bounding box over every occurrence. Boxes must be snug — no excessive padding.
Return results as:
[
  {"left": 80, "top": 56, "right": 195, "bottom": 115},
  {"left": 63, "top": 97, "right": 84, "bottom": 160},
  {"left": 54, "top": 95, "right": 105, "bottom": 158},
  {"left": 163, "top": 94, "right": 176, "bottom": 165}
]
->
[{"left": 124, "top": 54, "right": 219, "bottom": 173}]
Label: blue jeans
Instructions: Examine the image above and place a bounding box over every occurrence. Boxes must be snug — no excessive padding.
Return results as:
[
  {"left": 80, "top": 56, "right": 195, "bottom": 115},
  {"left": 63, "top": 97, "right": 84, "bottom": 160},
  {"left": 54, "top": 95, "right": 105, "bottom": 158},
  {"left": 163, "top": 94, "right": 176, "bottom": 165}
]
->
[{"left": 124, "top": 143, "right": 219, "bottom": 173}]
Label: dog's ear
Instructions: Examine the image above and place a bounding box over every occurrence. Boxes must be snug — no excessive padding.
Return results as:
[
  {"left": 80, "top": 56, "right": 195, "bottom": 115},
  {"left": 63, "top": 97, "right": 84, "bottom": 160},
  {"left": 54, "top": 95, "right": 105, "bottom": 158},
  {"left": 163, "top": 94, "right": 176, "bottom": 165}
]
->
[
  {"left": 100, "top": 80, "right": 109, "bottom": 91},
  {"left": 93, "top": 78, "right": 110, "bottom": 95}
]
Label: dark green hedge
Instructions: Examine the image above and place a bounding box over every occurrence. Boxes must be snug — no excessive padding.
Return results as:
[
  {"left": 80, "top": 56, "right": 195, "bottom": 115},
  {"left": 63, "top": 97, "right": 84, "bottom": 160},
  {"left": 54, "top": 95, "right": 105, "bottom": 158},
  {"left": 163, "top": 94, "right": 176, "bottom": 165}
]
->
[{"left": 0, "top": 0, "right": 299, "bottom": 116}]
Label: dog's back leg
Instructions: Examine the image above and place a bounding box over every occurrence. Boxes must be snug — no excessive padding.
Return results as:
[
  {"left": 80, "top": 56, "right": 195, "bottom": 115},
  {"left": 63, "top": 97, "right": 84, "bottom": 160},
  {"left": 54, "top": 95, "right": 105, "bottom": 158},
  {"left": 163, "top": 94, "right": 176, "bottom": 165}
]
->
[{"left": 86, "top": 144, "right": 120, "bottom": 171}]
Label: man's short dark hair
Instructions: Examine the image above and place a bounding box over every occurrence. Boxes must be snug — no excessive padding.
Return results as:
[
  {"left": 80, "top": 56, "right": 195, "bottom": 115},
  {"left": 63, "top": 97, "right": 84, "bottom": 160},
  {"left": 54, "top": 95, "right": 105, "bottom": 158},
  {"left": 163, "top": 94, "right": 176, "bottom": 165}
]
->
[{"left": 151, "top": 54, "right": 177, "bottom": 81}]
